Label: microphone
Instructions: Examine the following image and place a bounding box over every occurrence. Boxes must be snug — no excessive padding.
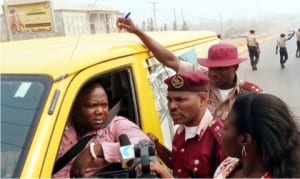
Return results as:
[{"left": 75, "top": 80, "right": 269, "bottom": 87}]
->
[{"left": 119, "top": 134, "right": 135, "bottom": 169}]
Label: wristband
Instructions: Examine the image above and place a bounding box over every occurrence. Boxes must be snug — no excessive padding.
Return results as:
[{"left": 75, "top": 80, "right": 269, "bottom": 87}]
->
[{"left": 89, "top": 142, "right": 98, "bottom": 160}]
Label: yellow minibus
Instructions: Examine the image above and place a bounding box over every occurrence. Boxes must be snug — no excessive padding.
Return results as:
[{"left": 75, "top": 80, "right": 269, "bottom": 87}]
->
[{"left": 1, "top": 31, "right": 218, "bottom": 178}]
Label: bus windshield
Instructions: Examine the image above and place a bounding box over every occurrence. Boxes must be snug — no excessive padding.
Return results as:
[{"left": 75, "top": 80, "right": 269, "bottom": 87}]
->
[{"left": 0, "top": 75, "right": 51, "bottom": 177}]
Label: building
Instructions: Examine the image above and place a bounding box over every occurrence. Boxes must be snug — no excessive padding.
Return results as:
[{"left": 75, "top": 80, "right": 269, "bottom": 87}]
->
[{"left": 1, "top": 0, "right": 124, "bottom": 41}]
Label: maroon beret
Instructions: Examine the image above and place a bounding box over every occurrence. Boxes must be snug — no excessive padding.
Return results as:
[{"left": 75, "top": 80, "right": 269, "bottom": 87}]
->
[{"left": 164, "top": 72, "right": 209, "bottom": 92}]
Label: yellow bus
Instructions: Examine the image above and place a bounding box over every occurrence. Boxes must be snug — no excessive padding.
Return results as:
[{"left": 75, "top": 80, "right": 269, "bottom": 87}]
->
[{"left": 1, "top": 31, "right": 218, "bottom": 178}]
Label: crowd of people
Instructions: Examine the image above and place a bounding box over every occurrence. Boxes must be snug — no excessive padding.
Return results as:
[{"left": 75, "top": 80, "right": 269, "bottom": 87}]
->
[{"left": 51, "top": 17, "right": 300, "bottom": 178}]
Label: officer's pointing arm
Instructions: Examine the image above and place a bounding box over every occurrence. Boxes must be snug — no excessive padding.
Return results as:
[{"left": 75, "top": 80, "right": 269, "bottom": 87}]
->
[{"left": 117, "top": 17, "right": 181, "bottom": 72}]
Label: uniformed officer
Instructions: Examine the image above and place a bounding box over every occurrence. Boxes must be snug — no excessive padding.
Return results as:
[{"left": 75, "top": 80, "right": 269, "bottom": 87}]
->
[
  {"left": 275, "top": 32, "right": 295, "bottom": 68},
  {"left": 276, "top": 32, "right": 295, "bottom": 68},
  {"left": 296, "top": 28, "right": 300, "bottom": 58},
  {"left": 117, "top": 17, "right": 262, "bottom": 121},
  {"left": 147, "top": 72, "right": 225, "bottom": 178},
  {"left": 246, "top": 29, "right": 260, "bottom": 70},
  {"left": 198, "top": 43, "right": 262, "bottom": 120}
]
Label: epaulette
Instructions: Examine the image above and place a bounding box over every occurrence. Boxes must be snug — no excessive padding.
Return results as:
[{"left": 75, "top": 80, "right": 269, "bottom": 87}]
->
[
  {"left": 240, "top": 81, "right": 263, "bottom": 93},
  {"left": 209, "top": 117, "right": 224, "bottom": 144}
]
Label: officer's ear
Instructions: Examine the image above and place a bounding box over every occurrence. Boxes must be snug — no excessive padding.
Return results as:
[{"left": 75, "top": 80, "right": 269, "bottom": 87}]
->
[
  {"left": 198, "top": 92, "right": 208, "bottom": 105},
  {"left": 238, "top": 133, "right": 253, "bottom": 146}
]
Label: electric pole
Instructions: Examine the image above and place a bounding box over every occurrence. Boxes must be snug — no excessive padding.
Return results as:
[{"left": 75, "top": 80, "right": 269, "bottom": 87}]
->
[
  {"left": 173, "top": 8, "right": 177, "bottom": 31},
  {"left": 219, "top": 15, "right": 224, "bottom": 35},
  {"left": 149, "top": 1, "right": 158, "bottom": 30}
]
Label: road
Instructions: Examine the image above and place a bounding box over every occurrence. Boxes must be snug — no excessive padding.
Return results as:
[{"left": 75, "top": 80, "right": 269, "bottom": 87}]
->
[{"left": 236, "top": 35, "right": 300, "bottom": 118}]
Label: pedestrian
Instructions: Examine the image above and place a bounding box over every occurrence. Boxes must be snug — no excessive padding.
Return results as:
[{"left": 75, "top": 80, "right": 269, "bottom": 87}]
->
[
  {"left": 276, "top": 32, "right": 295, "bottom": 68},
  {"left": 116, "top": 17, "right": 262, "bottom": 121},
  {"left": 52, "top": 80, "right": 149, "bottom": 178},
  {"left": 147, "top": 72, "right": 226, "bottom": 178},
  {"left": 246, "top": 29, "right": 260, "bottom": 70},
  {"left": 296, "top": 28, "right": 300, "bottom": 58},
  {"left": 214, "top": 93, "right": 300, "bottom": 178}
]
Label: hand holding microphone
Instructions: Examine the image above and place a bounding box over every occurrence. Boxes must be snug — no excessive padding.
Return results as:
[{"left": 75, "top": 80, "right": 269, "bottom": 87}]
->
[
  {"left": 119, "top": 134, "right": 160, "bottom": 178},
  {"left": 119, "top": 134, "right": 136, "bottom": 169}
]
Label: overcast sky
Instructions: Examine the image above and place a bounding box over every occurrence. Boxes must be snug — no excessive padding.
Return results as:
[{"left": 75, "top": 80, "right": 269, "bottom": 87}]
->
[
  {"left": 1, "top": 0, "right": 299, "bottom": 26},
  {"left": 65, "top": 0, "right": 300, "bottom": 25}
]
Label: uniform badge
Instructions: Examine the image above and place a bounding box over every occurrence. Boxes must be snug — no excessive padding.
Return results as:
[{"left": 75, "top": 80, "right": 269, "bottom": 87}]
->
[{"left": 171, "top": 75, "right": 184, "bottom": 88}]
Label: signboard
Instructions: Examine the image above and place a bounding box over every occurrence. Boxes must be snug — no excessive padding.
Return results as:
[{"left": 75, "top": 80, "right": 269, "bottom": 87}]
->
[{"left": 7, "top": 2, "right": 53, "bottom": 34}]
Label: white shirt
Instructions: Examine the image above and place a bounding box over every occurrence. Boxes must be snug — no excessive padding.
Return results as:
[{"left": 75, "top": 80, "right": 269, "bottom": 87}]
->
[{"left": 218, "top": 88, "right": 233, "bottom": 102}]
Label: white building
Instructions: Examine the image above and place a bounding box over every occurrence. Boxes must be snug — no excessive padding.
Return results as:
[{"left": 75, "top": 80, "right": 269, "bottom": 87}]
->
[
  {"left": 1, "top": 0, "right": 124, "bottom": 41},
  {"left": 54, "top": 3, "right": 123, "bottom": 36}
]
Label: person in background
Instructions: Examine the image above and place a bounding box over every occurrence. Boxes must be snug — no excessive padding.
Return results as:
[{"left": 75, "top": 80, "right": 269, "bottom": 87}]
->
[
  {"left": 52, "top": 81, "right": 149, "bottom": 178},
  {"left": 147, "top": 72, "right": 225, "bottom": 178},
  {"left": 296, "top": 28, "right": 300, "bottom": 58},
  {"left": 246, "top": 29, "right": 260, "bottom": 70},
  {"left": 214, "top": 93, "right": 300, "bottom": 178},
  {"left": 276, "top": 32, "right": 295, "bottom": 68},
  {"left": 9, "top": 8, "right": 25, "bottom": 34},
  {"left": 116, "top": 17, "right": 262, "bottom": 121}
]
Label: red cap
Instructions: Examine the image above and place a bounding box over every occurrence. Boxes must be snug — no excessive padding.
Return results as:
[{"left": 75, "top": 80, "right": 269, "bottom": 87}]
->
[
  {"left": 197, "top": 43, "right": 247, "bottom": 67},
  {"left": 164, "top": 72, "right": 209, "bottom": 91}
]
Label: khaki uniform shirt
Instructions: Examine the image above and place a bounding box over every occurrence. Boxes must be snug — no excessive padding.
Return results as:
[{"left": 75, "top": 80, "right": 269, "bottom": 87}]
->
[
  {"left": 247, "top": 34, "right": 258, "bottom": 47},
  {"left": 297, "top": 31, "right": 300, "bottom": 41},
  {"left": 207, "top": 78, "right": 242, "bottom": 120},
  {"left": 277, "top": 37, "right": 288, "bottom": 48},
  {"left": 177, "top": 60, "right": 206, "bottom": 73}
]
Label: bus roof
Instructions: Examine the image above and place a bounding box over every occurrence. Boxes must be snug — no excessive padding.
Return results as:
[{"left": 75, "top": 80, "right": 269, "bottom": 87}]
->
[{"left": 1, "top": 31, "right": 217, "bottom": 79}]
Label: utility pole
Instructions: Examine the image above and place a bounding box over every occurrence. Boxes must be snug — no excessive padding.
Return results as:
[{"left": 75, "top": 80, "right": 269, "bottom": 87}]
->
[
  {"left": 180, "top": 7, "right": 184, "bottom": 23},
  {"left": 219, "top": 15, "right": 224, "bottom": 35},
  {"left": 149, "top": 1, "right": 158, "bottom": 30},
  {"left": 180, "top": 6, "right": 187, "bottom": 30},
  {"left": 3, "top": 0, "right": 13, "bottom": 41}
]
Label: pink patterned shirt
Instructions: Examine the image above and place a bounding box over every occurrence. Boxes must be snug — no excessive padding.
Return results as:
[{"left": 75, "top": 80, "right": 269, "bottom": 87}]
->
[
  {"left": 214, "top": 157, "right": 271, "bottom": 179},
  {"left": 53, "top": 116, "right": 149, "bottom": 178}
]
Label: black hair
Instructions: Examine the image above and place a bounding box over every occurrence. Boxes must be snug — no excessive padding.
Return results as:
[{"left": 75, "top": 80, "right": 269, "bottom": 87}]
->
[
  {"left": 75, "top": 79, "right": 109, "bottom": 105},
  {"left": 79, "top": 79, "right": 107, "bottom": 95},
  {"left": 232, "top": 93, "right": 300, "bottom": 177}
]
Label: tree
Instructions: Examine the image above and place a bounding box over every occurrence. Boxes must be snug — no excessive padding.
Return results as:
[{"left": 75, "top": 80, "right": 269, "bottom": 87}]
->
[
  {"left": 141, "top": 21, "right": 146, "bottom": 31},
  {"left": 173, "top": 20, "right": 177, "bottom": 31},
  {"left": 163, "top": 23, "right": 168, "bottom": 31},
  {"left": 147, "top": 18, "right": 154, "bottom": 31},
  {"left": 181, "top": 21, "right": 188, "bottom": 31}
]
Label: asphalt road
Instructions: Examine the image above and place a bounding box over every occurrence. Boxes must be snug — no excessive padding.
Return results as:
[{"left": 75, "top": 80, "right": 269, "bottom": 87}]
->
[{"left": 236, "top": 35, "right": 300, "bottom": 119}]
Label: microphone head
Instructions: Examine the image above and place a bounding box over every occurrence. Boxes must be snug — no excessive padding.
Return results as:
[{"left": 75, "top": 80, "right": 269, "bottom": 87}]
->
[{"left": 119, "top": 134, "right": 131, "bottom": 146}]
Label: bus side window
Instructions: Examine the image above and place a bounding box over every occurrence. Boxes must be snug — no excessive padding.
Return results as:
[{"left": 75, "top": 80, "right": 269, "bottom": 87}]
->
[
  {"left": 100, "top": 69, "right": 138, "bottom": 126},
  {"left": 146, "top": 57, "right": 175, "bottom": 149},
  {"left": 177, "top": 48, "right": 198, "bottom": 65}
]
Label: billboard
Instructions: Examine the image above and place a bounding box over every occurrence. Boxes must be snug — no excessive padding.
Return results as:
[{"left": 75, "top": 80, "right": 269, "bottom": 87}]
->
[{"left": 7, "top": 1, "right": 53, "bottom": 34}]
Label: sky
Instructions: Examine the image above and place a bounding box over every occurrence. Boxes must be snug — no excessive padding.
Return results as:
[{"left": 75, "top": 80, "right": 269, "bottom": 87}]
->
[
  {"left": 62, "top": 0, "right": 300, "bottom": 26},
  {"left": 1, "top": 0, "right": 299, "bottom": 27}
]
